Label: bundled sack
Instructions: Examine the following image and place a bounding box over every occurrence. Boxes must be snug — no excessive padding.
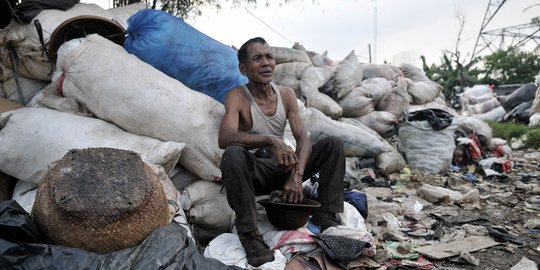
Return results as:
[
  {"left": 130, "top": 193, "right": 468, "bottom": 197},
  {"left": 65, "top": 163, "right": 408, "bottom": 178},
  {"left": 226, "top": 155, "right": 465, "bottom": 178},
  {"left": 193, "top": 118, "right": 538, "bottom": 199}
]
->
[
  {"left": 502, "top": 101, "right": 532, "bottom": 123},
  {"left": 399, "top": 64, "right": 430, "bottom": 82},
  {"left": 466, "top": 92, "right": 495, "bottom": 105},
  {"left": 123, "top": 9, "right": 247, "bottom": 104},
  {"left": 470, "top": 97, "right": 500, "bottom": 115},
  {"left": 271, "top": 46, "right": 312, "bottom": 64},
  {"left": 322, "top": 51, "right": 364, "bottom": 100},
  {"left": 300, "top": 66, "right": 342, "bottom": 119},
  {"left": 32, "top": 148, "right": 170, "bottom": 254},
  {"left": 273, "top": 62, "right": 312, "bottom": 96},
  {"left": 531, "top": 84, "right": 540, "bottom": 114},
  {"left": 404, "top": 78, "right": 442, "bottom": 105},
  {"left": 179, "top": 180, "right": 235, "bottom": 244},
  {"left": 1, "top": 76, "right": 49, "bottom": 105},
  {"left": 28, "top": 81, "right": 91, "bottom": 116},
  {"left": 530, "top": 113, "right": 540, "bottom": 127},
  {"left": 361, "top": 64, "right": 401, "bottom": 82},
  {"left": 307, "top": 50, "right": 337, "bottom": 67},
  {"left": 0, "top": 107, "right": 185, "bottom": 184},
  {"left": 338, "top": 85, "right": 374, "bottom": 118},
  {"left": 0, "top": 3, "right": 114, "bottom": 81},
  {"left": 356, "top": 111, "right": 398, "bottom": 138},
  {"left": 376, "top": 141, "right": 406, "bottom": 175},
  {"left": 399, "top": 109, "right": 458, "bottom": 174},
  {"left": 302, "top": 106, "right": 388, "bottom": 157},
  {"left": 59, "top": 34, "right": 223, "bottom": 181},
  {"left": 375, "top": 78, "right": 410, "bottom": 118},
  {"left": 341, "top": 118, "right": 406, "bottom": 175},
  {"left": 357, "top": 77, "right": 393, "bottom": 105},
  {"left": 472, "top": 106, "right": 506, "bottom": 122},
  {"left": 497, "top": 83, "right": 538, "bottom": 112}
]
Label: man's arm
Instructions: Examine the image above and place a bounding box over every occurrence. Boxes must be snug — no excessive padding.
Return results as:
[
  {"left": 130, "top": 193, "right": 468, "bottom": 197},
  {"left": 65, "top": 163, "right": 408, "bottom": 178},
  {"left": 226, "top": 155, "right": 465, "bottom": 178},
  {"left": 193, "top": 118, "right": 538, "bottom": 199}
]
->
[
  {"left": 283, "top": 87, "right": 311, "bottom": 177},
  {"left": 280, "top": 86, "right": 312, "bottom": 203}
]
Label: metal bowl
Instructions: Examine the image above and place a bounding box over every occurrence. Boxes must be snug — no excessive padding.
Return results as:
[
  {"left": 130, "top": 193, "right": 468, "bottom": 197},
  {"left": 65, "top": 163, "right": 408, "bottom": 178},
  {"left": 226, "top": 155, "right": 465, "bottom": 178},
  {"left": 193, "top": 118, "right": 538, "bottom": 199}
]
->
[{"left": 257, "top": 198, "right": 321, "bottom": 230}]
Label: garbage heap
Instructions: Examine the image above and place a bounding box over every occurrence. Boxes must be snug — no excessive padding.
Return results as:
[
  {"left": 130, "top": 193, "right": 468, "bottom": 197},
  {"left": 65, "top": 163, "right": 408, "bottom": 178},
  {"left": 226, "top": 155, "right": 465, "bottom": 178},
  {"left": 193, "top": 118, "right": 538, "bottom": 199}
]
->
[
  {"left": 0, "top": 2, "right": 538, "bottom": 270},
  {"left": 460, "top": 82, "right": 540, "bottom": 126}
]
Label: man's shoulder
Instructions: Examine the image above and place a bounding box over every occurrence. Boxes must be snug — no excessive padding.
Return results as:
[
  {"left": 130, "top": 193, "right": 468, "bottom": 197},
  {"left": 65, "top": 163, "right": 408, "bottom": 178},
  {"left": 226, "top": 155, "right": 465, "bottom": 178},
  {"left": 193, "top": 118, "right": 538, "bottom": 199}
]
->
[
  {"left": 273, "top": 84, "right": 295, "bottom": 98},
  {"left": 225, "top": 86, "right": 246, "bottom": 99},
  {"left": 224, "top": 86, "right": 249, "bottom": 107}
]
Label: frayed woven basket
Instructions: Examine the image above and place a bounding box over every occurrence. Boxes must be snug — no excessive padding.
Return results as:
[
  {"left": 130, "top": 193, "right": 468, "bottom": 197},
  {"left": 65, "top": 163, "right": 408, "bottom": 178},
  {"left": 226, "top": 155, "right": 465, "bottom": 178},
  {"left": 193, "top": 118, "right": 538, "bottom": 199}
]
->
[{"left": 32, "top": 147, "right": 170, "bottom": 254}]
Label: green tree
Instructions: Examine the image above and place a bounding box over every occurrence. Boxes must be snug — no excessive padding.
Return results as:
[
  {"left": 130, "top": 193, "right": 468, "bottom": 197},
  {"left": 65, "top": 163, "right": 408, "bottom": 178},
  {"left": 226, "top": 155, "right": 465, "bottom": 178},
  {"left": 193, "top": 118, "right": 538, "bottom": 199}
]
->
[
  {"left": 114, "top": 0, "right": 296, "bottom": 19},
  {"left": 421, "top": 53, "right": 481, "bottom": 100},
  {"left": 480, "top": 48, "right": 540, "bottom": 85}
]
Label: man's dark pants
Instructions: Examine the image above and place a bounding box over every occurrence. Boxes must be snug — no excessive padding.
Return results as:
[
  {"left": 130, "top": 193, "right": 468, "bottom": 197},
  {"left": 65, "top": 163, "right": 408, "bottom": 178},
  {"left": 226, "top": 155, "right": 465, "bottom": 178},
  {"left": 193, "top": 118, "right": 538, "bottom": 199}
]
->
[{"left": 220, "top": 136, "right": 345, "bottom": 233}]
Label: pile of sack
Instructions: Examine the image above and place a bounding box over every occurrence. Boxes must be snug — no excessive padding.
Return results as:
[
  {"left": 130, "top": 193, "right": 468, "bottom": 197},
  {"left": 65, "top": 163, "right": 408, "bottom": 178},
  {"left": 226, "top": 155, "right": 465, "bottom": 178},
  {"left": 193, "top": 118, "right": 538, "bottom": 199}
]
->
[
  {"left": 0, "top": 2, "right": 518, "bottom": 269},
  {"left": 460, "top": 83, "right": 540, "bottom": 125}
]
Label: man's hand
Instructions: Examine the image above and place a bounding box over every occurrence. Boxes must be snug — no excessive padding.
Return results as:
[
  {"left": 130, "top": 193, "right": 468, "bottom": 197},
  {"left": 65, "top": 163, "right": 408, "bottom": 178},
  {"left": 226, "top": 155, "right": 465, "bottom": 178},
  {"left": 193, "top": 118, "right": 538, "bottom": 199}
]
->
[
  {"left": 281, "top": 172, "right": 304, "bottom": 204},
  {"left": 270, "top": 137, "right": 298, "bottom": 171}
]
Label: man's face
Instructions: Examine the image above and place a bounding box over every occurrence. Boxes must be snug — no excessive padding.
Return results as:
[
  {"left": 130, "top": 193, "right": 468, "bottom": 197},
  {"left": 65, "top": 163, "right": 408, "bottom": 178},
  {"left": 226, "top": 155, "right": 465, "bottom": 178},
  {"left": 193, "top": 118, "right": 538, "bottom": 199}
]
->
[{"left": 240, "top": 42, "right": 276, "bottom": 84}]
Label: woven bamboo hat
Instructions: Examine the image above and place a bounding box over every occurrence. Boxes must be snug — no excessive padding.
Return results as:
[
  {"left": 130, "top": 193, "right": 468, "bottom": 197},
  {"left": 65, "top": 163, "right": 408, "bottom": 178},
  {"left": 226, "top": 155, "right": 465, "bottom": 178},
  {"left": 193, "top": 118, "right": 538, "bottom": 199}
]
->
[{"left": 32, "top": 147, "right": 170, "bottom": 254}]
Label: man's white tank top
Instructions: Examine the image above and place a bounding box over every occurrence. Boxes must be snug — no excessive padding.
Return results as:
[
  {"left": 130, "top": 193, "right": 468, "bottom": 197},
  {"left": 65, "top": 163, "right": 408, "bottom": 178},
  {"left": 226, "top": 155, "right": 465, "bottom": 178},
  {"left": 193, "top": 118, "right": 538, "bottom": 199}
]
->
[{"left": 243, "top": 83, "right": 287, "bottom": 138}]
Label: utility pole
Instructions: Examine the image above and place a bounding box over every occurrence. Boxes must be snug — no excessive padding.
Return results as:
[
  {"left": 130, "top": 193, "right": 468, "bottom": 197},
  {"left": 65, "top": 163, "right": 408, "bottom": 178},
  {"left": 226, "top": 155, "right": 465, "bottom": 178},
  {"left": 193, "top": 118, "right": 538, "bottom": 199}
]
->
[{"left": 372, "top": 0, "right": 378, "bottom": 64}]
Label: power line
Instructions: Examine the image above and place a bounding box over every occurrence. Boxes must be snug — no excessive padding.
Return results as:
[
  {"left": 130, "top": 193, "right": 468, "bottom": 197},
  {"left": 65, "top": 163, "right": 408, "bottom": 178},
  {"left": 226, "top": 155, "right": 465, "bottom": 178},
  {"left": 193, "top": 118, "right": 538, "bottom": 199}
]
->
[{"left": 241, "top": 4, "right": 294, "bottom": 45}]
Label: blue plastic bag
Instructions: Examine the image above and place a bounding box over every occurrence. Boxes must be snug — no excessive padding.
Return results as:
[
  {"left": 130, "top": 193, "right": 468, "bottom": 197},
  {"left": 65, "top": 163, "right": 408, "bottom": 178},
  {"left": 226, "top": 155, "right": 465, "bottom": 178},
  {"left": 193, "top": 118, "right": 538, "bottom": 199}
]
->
[
  {"left": 344, "top": 190, "right": 369, "bottom": 219},
  {"left": 123, "top": 9, "right": 248, "bottom": 103}
]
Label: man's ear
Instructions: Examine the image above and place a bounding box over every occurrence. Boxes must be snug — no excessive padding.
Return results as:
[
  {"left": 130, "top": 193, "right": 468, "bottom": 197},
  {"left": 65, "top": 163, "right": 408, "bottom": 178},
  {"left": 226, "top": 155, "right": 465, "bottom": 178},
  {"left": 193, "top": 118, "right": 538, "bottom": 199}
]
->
[{"left": 239, "top": 63, "right": 246, "bottom": 75}]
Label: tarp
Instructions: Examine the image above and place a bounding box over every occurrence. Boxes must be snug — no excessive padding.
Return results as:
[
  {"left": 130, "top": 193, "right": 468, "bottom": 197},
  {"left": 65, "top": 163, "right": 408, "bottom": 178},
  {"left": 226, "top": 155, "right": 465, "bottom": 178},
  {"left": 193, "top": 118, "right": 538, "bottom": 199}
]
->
[
  {"left": 0, "top": 200, "right": 242, "bottom": 270},
  {"left": 123, "top": 9, "right": 248, "bottom": 104}
]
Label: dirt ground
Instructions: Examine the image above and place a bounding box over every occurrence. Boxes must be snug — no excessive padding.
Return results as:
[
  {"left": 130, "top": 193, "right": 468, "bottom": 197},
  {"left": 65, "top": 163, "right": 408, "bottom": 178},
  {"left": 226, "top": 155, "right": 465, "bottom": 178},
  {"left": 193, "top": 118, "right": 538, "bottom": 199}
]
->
[{"left": 390, "top": 148, "right": 540, "bottom": 270}]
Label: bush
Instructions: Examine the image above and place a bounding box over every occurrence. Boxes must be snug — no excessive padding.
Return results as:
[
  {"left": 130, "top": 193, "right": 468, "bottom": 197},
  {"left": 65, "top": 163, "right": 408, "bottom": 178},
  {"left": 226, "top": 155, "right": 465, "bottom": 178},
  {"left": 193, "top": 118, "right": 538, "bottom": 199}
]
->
[
  {"left": 487, "top": 121, "right": 529, "bottom": 141},
  {"left": 487, "top": 121, "right": 540, "bottom": 149},
  {"left": 525, "top": 129, "right": 540, "bottom": 149}
]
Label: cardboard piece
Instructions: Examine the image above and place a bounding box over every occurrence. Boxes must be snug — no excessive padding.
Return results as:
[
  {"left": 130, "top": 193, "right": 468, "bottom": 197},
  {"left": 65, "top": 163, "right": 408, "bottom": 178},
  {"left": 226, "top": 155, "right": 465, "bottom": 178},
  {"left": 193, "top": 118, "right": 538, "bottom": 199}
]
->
[
  {"left": 412, "top": 236, "right": 500, "bottom": 260},
  {"left": 0, "top": 98, "right": 23, "bottom": 113}
]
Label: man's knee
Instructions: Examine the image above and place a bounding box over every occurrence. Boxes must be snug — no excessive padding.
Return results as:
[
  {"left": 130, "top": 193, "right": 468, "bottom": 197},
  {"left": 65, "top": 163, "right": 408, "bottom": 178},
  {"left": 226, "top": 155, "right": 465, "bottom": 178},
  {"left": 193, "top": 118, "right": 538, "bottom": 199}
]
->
[
  {"left": 322, "top": 136, "right": 344, "bottom": 152},
  {"left": 221, "top": 145, "right": 250, "bottom": 167}
]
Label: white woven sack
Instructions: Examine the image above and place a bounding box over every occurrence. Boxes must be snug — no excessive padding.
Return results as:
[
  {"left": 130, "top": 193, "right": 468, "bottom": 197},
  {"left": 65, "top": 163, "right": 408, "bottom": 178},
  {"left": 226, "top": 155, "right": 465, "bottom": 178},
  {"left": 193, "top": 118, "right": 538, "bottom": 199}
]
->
[
  {"left": 530, "top": 84, "right": 540, "bottom": 113},
  {"left": 338, "top": 86, "right": 374, "bottom": 118},
  {"left": 405, "top": 78, "right": 442, "bottom": 105},
  {"left": 0, "top": 3, "right": 114, "bottom": 80},
  {"left": 302, "top": 107, "right": 388, "bottom": 157},
  {"left": 399, "top": 118, "right": 458, "bottom": 174},
  {"left": 529, "top": 113, "right": 540, "bottom": 127},
  {"left": 357, "top": 111, "right": 397, "bottom": 137},
  {"left": 0, "top": 77, "right": 49, "bottom": 105},
  {"left": 323, "top": 51, "right": 363, "bottom": 100},
  {"left": 0, "top": 107, "right": 185, "bottom": 184},
  {"left": 60, "top": 34, "right": 224, "bottom": 180},
  {"left": 375, "top": 79, "right": 410, "bottom": 118},
  {"left": 358, "top": 78, "right": 393, "bottom": 106},
  {"left": 271, "top": 46, "right": 312, "bottom": 65},
  {"left": 273, "top": 62, "right": 312, "bottom": 94},
  {"left": 300, "top": 66, "right": 342, "bottom": 119}
]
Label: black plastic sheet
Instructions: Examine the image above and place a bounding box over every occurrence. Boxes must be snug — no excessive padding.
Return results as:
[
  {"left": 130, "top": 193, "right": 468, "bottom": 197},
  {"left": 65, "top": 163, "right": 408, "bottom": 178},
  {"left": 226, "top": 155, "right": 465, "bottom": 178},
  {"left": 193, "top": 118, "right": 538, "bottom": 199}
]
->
[
  {"left": 407, "top": 108, "right": 454, "bottom": 130},
  {"left": 0, "top": 200, "right": 241, "bottom": 270}
]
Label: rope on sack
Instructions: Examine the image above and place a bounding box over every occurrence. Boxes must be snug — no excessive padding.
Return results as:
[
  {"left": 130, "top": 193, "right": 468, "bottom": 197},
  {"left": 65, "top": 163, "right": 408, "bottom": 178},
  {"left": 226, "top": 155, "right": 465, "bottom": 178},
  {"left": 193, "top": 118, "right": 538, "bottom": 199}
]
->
[
  {"left": 34, "top": 19, "right": 54, "bottom": 76},
  {"left": 7, "top": 47, "right": 25, "bottom": 105}
]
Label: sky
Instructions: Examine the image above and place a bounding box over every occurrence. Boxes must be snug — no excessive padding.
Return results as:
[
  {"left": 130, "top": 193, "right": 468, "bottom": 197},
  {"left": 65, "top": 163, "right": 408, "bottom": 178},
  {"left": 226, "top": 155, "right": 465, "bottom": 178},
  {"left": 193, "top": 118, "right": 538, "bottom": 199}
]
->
[{"left": 84, "top": 0, "right": 539, "bottom": 66}]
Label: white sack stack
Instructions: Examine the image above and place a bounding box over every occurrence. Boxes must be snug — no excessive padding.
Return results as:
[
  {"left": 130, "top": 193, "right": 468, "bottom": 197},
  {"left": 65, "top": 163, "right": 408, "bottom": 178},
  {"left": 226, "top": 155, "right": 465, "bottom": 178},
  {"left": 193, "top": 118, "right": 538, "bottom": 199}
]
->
[
  {"left": 0, "top": 107, "right": 185, "bottom": 184},
  {"left": 59, "top": 34, "right": 224, "bottom": 181}
]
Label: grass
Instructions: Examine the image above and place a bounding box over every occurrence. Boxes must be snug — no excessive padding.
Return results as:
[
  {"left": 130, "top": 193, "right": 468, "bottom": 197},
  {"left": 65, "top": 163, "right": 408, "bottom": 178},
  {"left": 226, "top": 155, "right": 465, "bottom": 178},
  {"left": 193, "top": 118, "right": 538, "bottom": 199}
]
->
[
  {"left": 486, "top": 121, "right": 540, "bottom": 149},
  {"left": 525, "top": 129, "right": 540, "bottom": 149}
]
